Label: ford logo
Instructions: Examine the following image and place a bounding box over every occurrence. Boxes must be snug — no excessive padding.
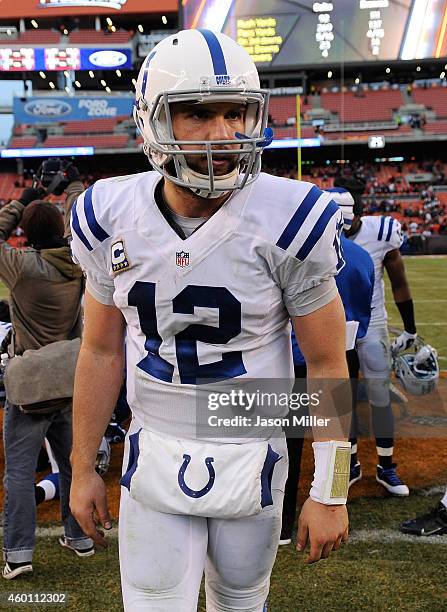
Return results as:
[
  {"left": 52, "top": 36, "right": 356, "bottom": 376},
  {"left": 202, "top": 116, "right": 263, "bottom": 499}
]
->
[
  {"left": 24, "top": 99, "right": 72, "bottom": 118},
  {"left": 89, "top": 50, "right": 128, "bottom": 68}
]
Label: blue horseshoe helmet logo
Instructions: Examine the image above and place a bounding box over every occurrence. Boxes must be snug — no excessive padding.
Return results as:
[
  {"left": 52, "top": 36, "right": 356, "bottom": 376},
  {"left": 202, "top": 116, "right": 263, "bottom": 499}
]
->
[{"left": 178, "top": 454, "right": 215, "bottom": 498}]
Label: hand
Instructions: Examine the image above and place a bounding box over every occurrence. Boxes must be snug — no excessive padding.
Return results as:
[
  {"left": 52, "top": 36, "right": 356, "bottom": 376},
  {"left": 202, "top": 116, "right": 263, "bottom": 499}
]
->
[
  {"left": 18, "top": 187, "right": 47, "bottom": 206},
  {"left": 391, "top": 331, "right": 417, "bottom": 355},
  {"left": 70, "top": 470, "right": 112, "bottom": 548},
  {"left": 297, "top": 497, "right": 349, "bottom": 564}
]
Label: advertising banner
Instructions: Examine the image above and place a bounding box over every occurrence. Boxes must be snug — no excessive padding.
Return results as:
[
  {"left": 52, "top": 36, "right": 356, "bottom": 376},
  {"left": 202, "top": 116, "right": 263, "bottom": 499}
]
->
[
  {"left": 13, "top": 95, "right": 133, "bottom": 123},
  {"left": 0, "top": 48, "right": 132, "bottom": 71}
]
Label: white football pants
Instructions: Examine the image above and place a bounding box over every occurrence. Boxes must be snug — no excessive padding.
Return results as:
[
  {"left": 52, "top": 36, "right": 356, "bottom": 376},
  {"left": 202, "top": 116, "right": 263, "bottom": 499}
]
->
[
  {"left": 119, "top": 418, "right": 288, "bottom": 612},
  {"left": 356, "top": 324, "right": 391, "bottom": 408}
]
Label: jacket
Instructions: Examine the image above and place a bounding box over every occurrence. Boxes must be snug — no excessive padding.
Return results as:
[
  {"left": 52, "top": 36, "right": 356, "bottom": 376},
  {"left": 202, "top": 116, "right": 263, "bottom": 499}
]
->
[{"left": 0, "top": 198, "right": 83, "bottom": 355}]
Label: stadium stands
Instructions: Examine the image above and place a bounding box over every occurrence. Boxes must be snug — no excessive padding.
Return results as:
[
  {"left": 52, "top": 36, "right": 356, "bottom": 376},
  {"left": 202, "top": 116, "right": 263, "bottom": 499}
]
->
[
  {"left": 269, "top": 96, "right": 312, "bottom": 124},
  {"left": 68, "top": 29, "right": 133, "bottom": 44},
  {"left": 16, "top": 29, "right": 61, "bottom": 44},
  {"left": 43, "top": 134, "right": 129, "bottom": 148},
  {"left": 62, "top": 117, "right": 128, "bottom": 134},
  {"left": 320, "top": 89, "right": 403, "bottom": 122},
  {"left": 9, "top": 136, "right": 38, "bottom": 149},
  {"left": 413, "top": 85, "right": 447, "bottom": 118}
]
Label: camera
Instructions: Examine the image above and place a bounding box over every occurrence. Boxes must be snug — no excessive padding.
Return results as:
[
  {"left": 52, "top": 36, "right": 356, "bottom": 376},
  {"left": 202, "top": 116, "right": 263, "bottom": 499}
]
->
[{"left": 33, "top": 158, "right": 74, "bottom": 196}]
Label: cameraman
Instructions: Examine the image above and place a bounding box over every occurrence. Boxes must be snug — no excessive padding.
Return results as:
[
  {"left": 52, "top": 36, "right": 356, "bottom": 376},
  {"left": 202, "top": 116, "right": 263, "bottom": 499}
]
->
[{"left": 1, "top": 164, "right": 93, "bottom": 580}]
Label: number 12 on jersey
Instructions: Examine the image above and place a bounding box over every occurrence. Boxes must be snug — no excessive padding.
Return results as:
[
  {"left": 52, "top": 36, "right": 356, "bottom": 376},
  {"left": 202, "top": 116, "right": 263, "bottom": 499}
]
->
[{"left": 128, "top": 281, "right": 247, "bottom": 384}]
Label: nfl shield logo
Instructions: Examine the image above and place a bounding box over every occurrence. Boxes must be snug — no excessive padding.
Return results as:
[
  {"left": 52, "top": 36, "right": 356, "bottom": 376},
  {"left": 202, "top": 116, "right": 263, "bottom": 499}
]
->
[{"left": 176, "top": 251, "right": 190, "bottom": 267}]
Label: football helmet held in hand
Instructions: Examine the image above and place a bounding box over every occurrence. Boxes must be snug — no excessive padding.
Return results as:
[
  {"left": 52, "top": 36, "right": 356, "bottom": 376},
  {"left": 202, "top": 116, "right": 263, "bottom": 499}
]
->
[{"left": 393, "top": 336, "right": 439, "bottom": 396}]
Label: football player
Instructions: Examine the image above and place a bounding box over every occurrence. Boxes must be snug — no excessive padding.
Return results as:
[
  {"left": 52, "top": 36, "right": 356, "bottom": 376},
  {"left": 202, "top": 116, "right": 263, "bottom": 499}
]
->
[
  {"left": 341, "top": 177, "right": 416, "bottom": 496},
  {"left": 69, "top": 30, "right": 351, "bottom": 611}
]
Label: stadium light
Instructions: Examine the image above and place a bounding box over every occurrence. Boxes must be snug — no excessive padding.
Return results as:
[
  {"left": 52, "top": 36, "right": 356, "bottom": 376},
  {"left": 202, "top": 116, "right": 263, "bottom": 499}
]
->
[
  {"left": 138, "top": 24, "right": 144, "bottom": 33},
  {"left": 354, "top": 77, "right": 360, "bottom": 84},
  {"left": 6, "top": 29, "right": 11, "bottom": 36},
  {"left": 416, "top": 66, "right": 421, "bottom": 71},
  {"left": 75, "top": 80, "right": 81, "bottom": 87},
  {"left": 101, "top": 79, "right": 107, "bottom": 86},
  {"left": 39, "top": 71, "right": 46, "bottom": 79},
  {"left": 131, "top": 78, "right": 137, "bottom": 87},
  {"left": 116, "top": 69, "right": 121, "bottom": 77},
  {"left": 89, "top": 70, "right": 94, "bottom": 78},
  {"left": 111, "top": 25, "right": 117, "bottom": 32},
  {"left": 1, "top": 147, "right": 94, "bottom": 158},
  {"left": 162, "top": 15, "right": 168, "bottom": 25},
  {"left": 63, "top": 29, "right": 68, "bottom": 35},
  {"left": 105, "top": 86, "right": 111, "bottom": 93},
  {"left": 31, "top": 20, "right": 38, "bottom": 29},
  {"left": 63, "top": 70, "right": 69, "bottom": 77},
  {"left": 441, "top": 72, "right": 445, "bottom": 79},
  {"left": 327, "top": 70, "right": 332, "bottom": 78},
  {"left": 49, "top": 81, "right": 55, "bottom": 89},
  {"left": 385, "top": 67, "right": 390, "bottom": 73},
  {"left": 106, "top": 17, "right": 113, "bottom": 26}
]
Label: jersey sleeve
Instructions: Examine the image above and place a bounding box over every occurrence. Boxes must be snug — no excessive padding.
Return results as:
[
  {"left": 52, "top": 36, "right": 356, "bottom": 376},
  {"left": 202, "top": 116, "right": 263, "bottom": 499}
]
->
[
  {"left": 272, "top": 185, "right": 345, "bottom": 317},
  {"left": 69, "top": 185, "right": 115, "bottom": 306},
  {"left": 378, "top": 216, "right": 403, "bottom": 254}
]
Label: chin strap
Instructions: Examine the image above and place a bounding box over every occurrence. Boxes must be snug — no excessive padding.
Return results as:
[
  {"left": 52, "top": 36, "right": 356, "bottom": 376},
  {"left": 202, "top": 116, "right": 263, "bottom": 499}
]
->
[{"left": 235, "top": 127, "right": 274, "bottom": 148}]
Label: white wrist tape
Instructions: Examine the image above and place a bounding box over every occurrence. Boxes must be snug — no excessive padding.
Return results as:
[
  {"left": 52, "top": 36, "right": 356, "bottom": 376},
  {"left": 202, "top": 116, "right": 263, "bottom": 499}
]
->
[{"left": 310, "top": 441, "right": 351, "bottom": 505}]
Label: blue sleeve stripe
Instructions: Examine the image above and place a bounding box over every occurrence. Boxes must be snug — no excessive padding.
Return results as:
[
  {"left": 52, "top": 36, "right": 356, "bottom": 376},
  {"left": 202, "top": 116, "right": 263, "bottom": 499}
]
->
[
  {"left": 71, "top": 199, "right": 93, "bottom": 252},
  {"left": 378, "top": 216, "right": 385, "bottom": 240},
  {"left": 385, "top": 217, "right": 394, "bottom": 241},
  {"left": 83, "top": 185, "right": 110, "bottom": 243},
  {"left": 296, "top": 200, "right": 339, "bottom": 261},
  {"left": 197, "top": 29, "right": 228, "bottom": 76},
  {"left": 325, "top": 187, "right": 347, "bottom": 193},
  {"left": 141, "top": 51, "right": 156, "bottom": 98},
  {"left": 276, "top": 185, "right": 322, "bottom": 250}
]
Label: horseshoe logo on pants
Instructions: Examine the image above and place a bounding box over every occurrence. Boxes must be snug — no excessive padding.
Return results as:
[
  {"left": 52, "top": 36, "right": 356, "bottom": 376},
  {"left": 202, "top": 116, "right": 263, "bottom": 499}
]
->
[{"left": 178, "top": 454, "right": 215, "bottom": 498}]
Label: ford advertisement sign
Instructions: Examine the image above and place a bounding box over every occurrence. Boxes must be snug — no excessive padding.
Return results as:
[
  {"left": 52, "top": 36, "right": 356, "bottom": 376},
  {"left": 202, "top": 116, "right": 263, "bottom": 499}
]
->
[
  {"left": 23, "top": 99, "right": 72, "bottom": 119},
  {"left": 14, "top": 96, "right": 133, "bottom": 123},
  {"left": 88, "top": 50, "right": 129, "bottom": 68}
]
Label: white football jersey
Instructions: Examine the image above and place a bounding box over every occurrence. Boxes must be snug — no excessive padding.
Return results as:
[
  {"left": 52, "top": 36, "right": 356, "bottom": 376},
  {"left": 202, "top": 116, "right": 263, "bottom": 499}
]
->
[
  {"left": 70, "top": 171, "right": 343, "bottom": 436},
  {"left": 348, "top": 215, "right": 402, "bottom": 327}
]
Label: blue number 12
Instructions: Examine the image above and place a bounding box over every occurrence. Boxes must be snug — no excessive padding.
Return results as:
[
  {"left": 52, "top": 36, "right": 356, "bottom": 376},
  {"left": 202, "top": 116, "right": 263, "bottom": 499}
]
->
[{"left": 128, "top": 282, "right": 246, "bottom": 384}]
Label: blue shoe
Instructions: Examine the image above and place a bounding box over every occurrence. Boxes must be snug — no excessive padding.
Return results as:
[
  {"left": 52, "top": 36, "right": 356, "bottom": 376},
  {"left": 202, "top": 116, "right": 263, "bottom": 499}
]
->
[
  {"left": 376, "top": 464, "right": 409, "bottom": 496},
  {"left": 349, "top": 462, "right": 362, "bottom": 488}
]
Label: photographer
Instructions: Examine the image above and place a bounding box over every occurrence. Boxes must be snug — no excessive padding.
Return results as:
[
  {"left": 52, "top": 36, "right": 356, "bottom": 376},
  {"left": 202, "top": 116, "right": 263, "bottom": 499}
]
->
[{"left": 1, "top": 161, "right": 93, "bottom": 580}]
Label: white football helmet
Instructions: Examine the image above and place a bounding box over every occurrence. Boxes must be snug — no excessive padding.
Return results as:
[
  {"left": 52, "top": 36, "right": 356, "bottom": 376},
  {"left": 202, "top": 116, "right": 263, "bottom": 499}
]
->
[
  {"left": 324, "top": 188, "right": 355, "bottom": 231},
  {"left": 393, "top": 337, "right": 439, "bottom": 396},
  {"left": 134, "top": 29, "right": 271, "bottom": 199}
]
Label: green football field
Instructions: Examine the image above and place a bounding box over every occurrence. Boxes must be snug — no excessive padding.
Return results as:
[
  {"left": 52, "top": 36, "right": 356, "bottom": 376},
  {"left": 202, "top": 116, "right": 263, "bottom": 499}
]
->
[{"left": 0, "top": 256, "right": 446, "bottom": 611}]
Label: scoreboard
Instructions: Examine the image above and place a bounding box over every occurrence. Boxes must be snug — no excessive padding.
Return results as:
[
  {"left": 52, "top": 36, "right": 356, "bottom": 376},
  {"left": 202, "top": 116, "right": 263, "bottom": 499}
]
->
[{"left": 181, "top": 0, "right": 447, "bottom": 67}]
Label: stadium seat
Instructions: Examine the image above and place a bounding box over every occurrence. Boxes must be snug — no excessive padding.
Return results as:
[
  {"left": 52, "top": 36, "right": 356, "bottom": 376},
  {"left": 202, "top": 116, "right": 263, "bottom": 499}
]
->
[
  {"left": 321, "top": 89, "right": 404, "bottom": 122},
  {"left": 68, "top": 29, "right": 133, "bottom": 44}
]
